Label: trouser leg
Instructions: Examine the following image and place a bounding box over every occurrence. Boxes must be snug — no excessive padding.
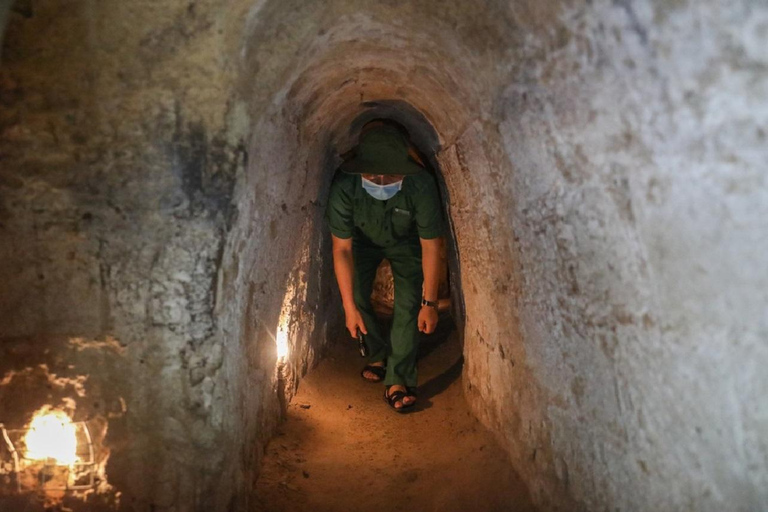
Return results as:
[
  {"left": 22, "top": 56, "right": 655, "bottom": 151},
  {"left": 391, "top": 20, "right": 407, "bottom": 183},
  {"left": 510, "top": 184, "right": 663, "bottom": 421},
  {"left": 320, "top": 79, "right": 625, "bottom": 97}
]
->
[
  {"left": 384, "top": 243, "right": 423, "bottom": 387},
  {"left": 352, "top": 244, "right": 387, "bottom": 364}
]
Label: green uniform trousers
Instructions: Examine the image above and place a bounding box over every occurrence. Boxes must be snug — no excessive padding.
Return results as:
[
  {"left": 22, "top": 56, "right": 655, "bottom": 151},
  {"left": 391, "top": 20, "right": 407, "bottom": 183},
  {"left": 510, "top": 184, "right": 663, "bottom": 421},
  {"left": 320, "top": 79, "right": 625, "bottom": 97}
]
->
[{"left": 353, "top": 240, "right": 423, "bottom": 387}]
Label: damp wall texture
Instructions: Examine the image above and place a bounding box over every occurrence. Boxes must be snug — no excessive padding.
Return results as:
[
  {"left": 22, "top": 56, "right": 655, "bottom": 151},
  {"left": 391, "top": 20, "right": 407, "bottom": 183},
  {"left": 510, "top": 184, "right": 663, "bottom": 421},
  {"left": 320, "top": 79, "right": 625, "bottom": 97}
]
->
[
  {"left": 462, "top": 3, "right": 768, "bottom": 510},
  {"left": 1, "top": 0, "right": 767, "bottom": 511},
  {"left": 0, "top": 1, "right": 255, "bottom": 509}
]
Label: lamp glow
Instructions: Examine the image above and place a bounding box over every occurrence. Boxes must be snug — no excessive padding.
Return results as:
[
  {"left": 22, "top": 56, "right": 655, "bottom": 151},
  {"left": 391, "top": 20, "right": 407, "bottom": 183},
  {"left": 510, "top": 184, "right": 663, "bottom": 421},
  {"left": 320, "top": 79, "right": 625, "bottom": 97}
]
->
[
  {"left": 23, "top": 409, "right": 78, "bottom": 466},
  {"left": 274, "top": 286, "right": 296, "bottom": 362},
  {"left": 275, "top": 301, "right": 292, "bottom": 361},
  {"left": 276, "top": 327, "right": 289, "bottom": 360}
]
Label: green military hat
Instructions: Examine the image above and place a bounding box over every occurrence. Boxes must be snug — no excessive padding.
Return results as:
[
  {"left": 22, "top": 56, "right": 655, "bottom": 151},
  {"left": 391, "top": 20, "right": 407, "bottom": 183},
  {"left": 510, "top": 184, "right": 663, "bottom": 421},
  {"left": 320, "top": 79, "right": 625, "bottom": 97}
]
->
[{"left": 341, "top": 124, "right": 425, "bottom": 176}]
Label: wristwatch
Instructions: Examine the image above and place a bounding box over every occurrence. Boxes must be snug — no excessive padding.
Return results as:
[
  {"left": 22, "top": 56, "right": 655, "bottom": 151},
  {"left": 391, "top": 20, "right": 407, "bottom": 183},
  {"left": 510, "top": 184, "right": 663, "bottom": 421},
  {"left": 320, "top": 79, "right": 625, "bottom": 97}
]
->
[{"left": 421, "top": 298, "right": 439, "bottom": 310}]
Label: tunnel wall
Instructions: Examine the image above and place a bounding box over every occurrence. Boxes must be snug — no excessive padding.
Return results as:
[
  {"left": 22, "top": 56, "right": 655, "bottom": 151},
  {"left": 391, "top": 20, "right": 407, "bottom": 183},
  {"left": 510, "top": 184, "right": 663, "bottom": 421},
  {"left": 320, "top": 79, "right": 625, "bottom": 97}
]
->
[
  {"left": 0, "top": 1, "right": 255, "bottom": 509},
  {"left": 457, "top": 3, "right": 768, "bottom": 511},
  {"left": 454, "top": 2, "right": 768, "bottom": 511},
  {"left": 1, "top": 0, "right": 766, "bottom": 511}
]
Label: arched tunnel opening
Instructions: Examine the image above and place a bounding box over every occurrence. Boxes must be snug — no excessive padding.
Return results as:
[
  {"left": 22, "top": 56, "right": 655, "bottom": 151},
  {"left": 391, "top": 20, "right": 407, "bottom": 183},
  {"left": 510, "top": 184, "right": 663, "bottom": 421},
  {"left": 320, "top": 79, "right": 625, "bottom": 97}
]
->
[
  {"left": 1, "top": 1, "right": 767, "bottom": 512},
  {"left": 246, "top": 106, "right": 507, "bottom": 511}
]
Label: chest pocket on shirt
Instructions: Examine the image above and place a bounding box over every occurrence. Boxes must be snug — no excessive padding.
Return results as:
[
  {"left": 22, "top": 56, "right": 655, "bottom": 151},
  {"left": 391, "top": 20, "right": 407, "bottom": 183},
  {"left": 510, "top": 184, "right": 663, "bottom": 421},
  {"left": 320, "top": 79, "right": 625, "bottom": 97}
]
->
[{"left": 391, "top": 207, "right": 413, "bottom": 237}]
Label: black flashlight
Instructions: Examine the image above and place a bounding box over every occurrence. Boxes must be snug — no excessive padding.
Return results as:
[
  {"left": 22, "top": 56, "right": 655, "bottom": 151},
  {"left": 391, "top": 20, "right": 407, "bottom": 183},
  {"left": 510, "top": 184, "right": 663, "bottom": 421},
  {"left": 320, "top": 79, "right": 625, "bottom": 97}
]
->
[{"left": 357, "top": 328, "right": 368, "bottom": 357}]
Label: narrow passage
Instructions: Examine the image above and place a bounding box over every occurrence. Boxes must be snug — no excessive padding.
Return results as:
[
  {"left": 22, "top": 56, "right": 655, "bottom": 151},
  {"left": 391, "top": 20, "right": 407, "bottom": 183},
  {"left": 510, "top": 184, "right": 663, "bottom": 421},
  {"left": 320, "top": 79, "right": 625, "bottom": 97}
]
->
[{"left": 254, "top": 315, "right": 536, "bottom": 512}]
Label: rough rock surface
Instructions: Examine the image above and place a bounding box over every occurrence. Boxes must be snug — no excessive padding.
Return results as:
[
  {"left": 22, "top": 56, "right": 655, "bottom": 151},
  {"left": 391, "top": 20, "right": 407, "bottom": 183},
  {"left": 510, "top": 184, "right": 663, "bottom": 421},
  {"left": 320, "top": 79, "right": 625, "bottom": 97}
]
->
[
  {"left": 0, "top": 1, "right": 253, "bottom": 509},
  {"left": 1, "top": 0, "right": 766, "bottom": 511}
]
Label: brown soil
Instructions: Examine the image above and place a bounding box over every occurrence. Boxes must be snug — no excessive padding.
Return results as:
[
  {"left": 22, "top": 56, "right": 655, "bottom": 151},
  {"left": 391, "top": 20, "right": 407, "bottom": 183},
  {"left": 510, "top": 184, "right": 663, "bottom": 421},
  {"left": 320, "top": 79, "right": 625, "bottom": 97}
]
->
[{"left": 253, "top": 317, "right": 536, "bottom": 512}]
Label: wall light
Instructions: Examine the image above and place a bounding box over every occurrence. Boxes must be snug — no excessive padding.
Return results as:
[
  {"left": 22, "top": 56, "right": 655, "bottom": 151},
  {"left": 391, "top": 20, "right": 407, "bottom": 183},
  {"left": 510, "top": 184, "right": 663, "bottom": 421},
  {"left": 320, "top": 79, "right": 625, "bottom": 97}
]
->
[
  {"left": 273, "top": 297, "right": 293, "bottom": 362},
  {"left": 275, "top": 324, "right": 289, "bottom": 360},
  {"left": 24, "top": 410, "right": 78, "bottom": 465},
  {"left": 0, "top": 407, "right": 95, "bottom": 493}
]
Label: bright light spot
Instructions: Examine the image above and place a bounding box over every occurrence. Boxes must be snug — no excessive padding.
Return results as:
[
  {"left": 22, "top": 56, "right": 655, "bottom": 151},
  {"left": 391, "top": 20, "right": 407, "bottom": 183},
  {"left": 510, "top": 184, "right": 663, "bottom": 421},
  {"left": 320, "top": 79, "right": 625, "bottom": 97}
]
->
[
  {"left": 276, "top": 326, "right": 289, "bottom": 360},
  {"left": 276, "top": 304, "right": 291, "bottom": 361},
  {"left": 274, "top": 281, "right": 300, "bottom": 363},
  {"left": 24, "top": 408, "right": 78, "bottom": 466}
]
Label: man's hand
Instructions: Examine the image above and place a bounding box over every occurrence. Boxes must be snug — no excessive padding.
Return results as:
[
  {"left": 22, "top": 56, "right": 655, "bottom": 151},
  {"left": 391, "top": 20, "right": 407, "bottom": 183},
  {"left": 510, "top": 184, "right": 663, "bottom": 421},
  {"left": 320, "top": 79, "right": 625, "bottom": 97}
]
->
[
  {"left": 418, "top": 305, "right": 438, "bottom": 334},
  {"left": 344, "top": 305, "right": 368, "bottom": 338}
]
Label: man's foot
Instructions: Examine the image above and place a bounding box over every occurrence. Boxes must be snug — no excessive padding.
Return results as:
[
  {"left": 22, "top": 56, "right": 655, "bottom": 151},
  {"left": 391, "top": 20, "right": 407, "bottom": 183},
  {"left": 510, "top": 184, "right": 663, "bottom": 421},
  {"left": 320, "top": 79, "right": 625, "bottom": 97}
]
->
[
  {"left": 384, "top": 385, "right": 417, "bottom": 411},
  {"left": 361, "top": 361, "right": 386, "bottom": 382},
  {"left": 403, "top": 387, "right": 417, "bottom": 407}
]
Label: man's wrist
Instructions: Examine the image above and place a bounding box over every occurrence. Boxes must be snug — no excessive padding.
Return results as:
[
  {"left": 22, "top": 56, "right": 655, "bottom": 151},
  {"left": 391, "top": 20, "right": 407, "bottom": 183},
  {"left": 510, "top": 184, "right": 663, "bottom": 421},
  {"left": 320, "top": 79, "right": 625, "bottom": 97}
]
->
[{"left": 421, "top": 298, "right": 439, "bottom": 310}]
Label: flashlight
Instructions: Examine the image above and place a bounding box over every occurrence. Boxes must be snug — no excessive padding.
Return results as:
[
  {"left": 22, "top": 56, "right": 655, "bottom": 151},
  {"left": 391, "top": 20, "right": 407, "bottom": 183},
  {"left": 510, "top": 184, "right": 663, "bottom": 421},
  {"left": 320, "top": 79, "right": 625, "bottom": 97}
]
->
[{"left": 357, "top": 329, "right": 368, "bottom": 357}]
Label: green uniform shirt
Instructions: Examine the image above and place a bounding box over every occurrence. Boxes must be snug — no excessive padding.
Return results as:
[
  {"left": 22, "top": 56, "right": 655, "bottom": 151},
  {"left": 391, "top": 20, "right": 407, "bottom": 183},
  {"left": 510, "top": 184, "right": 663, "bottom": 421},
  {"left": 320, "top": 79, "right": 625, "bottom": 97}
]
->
[{"left": 325, "top": 171, "right": 444, "bottom": 247}]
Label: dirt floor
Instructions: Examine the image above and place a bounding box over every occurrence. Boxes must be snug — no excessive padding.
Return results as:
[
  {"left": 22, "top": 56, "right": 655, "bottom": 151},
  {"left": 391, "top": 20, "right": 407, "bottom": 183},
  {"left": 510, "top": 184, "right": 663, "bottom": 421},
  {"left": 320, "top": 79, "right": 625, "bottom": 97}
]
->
[{"left": 253, "top": 315, "right": 536, "bottom": 512}]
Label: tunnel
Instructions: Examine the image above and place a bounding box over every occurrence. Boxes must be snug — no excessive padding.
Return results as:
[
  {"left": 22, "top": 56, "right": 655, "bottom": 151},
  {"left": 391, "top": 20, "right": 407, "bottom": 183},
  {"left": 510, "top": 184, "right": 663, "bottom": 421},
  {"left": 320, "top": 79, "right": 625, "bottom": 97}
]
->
[{"left": 1, "top": 1, "right": 767, "bottom": 511}]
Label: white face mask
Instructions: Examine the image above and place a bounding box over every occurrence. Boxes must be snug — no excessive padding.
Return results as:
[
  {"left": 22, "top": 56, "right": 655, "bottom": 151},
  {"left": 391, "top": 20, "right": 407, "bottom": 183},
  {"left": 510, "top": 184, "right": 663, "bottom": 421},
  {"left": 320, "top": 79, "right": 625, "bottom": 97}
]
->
[{"left": 361, "top": 177, "right": 403, "bottom": 200}]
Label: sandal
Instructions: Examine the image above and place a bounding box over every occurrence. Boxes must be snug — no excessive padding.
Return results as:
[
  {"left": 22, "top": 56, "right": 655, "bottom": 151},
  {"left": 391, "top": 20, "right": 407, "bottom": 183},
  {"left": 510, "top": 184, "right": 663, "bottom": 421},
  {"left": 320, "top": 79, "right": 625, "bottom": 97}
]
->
[
  {"left": 360, "top": 364, "right": 386, "bottom": 382},
  {"left": 384, "top": 386, "right": 417, "bottom": 412}
]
